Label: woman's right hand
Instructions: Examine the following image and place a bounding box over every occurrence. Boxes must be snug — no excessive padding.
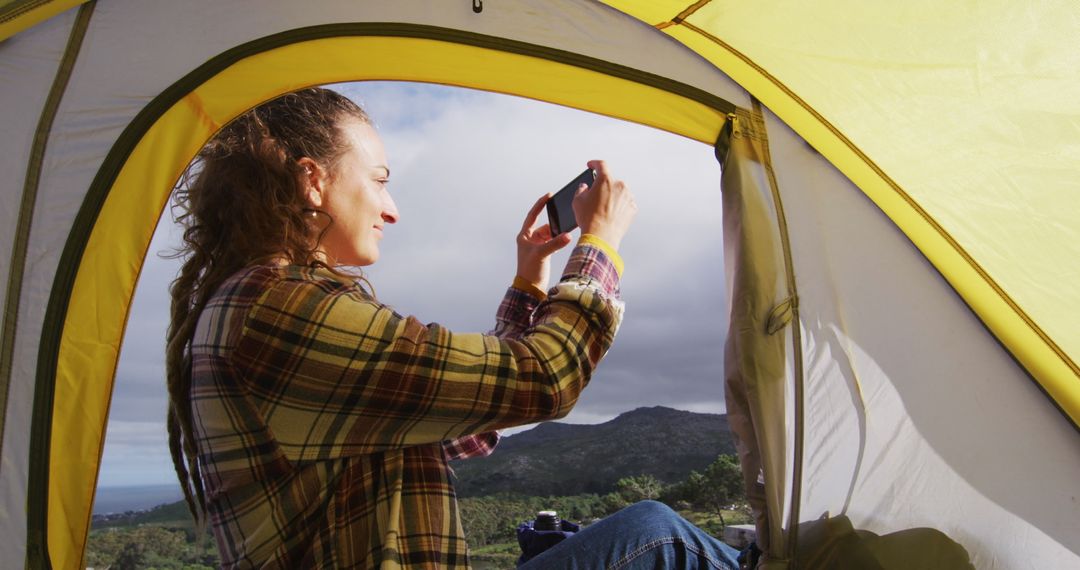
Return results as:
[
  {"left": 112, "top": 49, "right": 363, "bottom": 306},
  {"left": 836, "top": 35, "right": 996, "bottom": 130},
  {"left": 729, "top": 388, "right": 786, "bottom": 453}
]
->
[{"left": 572, "top": 160, "right": 637, "bottom": 250}]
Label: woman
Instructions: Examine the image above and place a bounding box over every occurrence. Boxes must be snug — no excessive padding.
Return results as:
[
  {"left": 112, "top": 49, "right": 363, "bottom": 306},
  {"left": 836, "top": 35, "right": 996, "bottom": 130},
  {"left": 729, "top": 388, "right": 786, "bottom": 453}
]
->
[{"left": 167, "top": 87, "right": 738, "bottom": 569}]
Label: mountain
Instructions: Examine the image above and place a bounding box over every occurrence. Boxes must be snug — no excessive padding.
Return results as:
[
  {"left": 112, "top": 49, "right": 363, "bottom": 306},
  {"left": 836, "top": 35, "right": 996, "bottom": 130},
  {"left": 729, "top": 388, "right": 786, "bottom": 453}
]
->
[{"left": 450, "top": 406, "right": 735, "bottom": 497}]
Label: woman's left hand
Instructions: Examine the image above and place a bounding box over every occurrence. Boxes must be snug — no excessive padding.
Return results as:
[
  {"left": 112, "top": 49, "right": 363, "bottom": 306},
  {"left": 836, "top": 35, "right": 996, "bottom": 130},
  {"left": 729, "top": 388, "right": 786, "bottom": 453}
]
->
[{"left": 516, "top": 192, "right": 574, "bottom": 291}]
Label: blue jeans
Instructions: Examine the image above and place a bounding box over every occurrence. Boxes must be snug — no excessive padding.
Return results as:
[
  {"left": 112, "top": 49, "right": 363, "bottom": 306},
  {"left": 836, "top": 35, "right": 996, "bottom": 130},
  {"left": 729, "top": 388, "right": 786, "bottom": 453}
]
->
[{"left": 517, "top": 501, "right": 741, "bottom": 570}]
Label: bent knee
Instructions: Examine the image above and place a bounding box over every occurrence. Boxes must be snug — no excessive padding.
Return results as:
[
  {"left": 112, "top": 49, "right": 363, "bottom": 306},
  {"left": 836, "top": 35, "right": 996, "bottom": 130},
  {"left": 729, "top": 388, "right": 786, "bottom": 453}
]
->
[
  {"left": 625, "top": 500, "right": 677, "bottom": 518},
  {"left": 616, "top": 500, "right": 686, "bottom": 533}
]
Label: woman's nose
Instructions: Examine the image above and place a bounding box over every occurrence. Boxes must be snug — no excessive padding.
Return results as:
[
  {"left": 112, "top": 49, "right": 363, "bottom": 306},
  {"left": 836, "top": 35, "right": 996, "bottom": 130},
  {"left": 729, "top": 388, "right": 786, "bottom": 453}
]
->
[{"left": 382, "top": 193, "right": 399, "bottom": 224}]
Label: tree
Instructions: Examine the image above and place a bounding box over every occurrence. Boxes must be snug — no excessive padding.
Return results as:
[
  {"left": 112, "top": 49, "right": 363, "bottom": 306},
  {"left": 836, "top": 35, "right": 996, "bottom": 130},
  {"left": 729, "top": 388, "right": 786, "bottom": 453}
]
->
[
  {"left": 114, "top": 539, "right": 147, "bottom": 570},
  {"left": 697, "top": 454, "right": 744, "bottom": 530},
  {"left": 86, "top": 525, "right": 193, "bottom": 569},
  {"left": 600, "top": 491, "right": 630, "bottom": 515},
  {"left": 614, "top": 474, "right": 665, "bottom": 503},
  {"left": 661, "top": 454, "right": 746, "bottom": 531}
]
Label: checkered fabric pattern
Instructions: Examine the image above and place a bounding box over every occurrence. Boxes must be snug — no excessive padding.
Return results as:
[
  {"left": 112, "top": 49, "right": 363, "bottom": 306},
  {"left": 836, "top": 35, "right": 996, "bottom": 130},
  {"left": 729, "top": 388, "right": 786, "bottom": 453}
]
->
[{"left": 190, "top": 243, "right": 624, "bottom": 568}]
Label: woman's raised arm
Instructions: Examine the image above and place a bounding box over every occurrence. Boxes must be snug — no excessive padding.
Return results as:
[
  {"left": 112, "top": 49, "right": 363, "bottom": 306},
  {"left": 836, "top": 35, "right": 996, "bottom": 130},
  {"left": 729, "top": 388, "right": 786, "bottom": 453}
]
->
[{"left": 221, "top": 242, "right": 623, "bottom": 463}]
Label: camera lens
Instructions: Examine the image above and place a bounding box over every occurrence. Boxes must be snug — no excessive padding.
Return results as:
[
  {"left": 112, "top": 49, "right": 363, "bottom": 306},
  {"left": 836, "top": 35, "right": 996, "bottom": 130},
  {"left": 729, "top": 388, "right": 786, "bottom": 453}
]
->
[{"left": 534, "top": 510, "right": 560, "bottom": 531}]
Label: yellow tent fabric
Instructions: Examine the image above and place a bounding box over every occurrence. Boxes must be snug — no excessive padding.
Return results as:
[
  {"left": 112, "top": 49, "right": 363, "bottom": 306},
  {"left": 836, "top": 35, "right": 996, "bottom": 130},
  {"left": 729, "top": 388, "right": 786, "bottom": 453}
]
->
[
  {"left": 606, "top": 0, "right": 1080, "bottom": 428},
  {"left": 0, "top": 0, "right": 84, "bottom": 41}
]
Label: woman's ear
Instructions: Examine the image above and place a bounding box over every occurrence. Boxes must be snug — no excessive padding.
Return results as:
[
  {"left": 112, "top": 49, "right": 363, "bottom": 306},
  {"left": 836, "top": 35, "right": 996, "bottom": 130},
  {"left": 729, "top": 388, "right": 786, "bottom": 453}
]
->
[{"left": 297, "top": 157, "right": 323, "bottom": 208}]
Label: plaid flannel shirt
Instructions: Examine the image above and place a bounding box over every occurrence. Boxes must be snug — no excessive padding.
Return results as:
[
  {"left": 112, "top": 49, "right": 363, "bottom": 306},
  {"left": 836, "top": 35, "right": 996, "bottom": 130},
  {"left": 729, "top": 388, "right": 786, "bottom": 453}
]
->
[{"left": 190, "top": 242, "right": 623, "bottom": 569}]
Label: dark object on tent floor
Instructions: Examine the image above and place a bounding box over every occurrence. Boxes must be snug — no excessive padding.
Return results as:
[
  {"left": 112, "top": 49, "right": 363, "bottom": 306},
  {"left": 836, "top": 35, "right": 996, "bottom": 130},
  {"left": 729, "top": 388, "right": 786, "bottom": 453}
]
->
[
  {"left": 789, "top": 515, "right": 975, "bottom": 570},
  {"left": 516, "top": 517, "right": 580, "bottom": 565}
]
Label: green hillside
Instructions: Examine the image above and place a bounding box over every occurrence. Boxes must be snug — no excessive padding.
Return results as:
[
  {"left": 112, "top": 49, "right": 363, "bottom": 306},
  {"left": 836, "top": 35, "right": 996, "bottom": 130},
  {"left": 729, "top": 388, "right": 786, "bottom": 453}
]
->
[{"left": 450, "top": 406, "right": 735, "bottom": 497}]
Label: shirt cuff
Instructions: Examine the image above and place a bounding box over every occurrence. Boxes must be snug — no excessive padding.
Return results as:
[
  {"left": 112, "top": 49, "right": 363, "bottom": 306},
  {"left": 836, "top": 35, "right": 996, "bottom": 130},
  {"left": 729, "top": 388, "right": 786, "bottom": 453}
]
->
[
  {"left": 493, "top": 284, "right": 543, "bottom": 337},
  {"left": 511, "top": 276, "right": 548, "bottom": 301},
  {"left": 561, "top": 240, "right": 622, "bottom": 298},
  {"left": 578, "top": 234, "right": 624, "bottom": 277}
]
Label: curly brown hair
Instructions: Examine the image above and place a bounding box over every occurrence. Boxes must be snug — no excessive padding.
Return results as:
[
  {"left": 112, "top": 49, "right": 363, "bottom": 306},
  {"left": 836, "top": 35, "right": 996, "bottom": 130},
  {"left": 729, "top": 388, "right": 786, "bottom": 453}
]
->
[{"left": 166, "top": 87, "right": 369, "bottom": 529}]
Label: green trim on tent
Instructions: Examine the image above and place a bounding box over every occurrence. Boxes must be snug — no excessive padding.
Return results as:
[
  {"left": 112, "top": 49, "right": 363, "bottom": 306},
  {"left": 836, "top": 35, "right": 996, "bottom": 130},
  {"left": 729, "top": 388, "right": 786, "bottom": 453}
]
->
[{"left": 25, "top": 21, "right": 739, "bottom": 567}]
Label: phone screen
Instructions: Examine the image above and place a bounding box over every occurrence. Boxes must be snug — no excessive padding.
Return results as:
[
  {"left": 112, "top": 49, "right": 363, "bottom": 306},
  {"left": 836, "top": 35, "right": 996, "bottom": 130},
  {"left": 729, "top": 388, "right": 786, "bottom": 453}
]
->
[{"left": 546, "top": 168, "right": 595, "bottom": 237}]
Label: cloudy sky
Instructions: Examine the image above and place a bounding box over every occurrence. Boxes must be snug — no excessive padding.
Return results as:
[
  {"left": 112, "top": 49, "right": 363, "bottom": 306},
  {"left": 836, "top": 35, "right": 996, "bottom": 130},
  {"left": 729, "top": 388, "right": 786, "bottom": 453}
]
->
[{"left": 98, "top": 81, "right": 728, "bottom": 488}]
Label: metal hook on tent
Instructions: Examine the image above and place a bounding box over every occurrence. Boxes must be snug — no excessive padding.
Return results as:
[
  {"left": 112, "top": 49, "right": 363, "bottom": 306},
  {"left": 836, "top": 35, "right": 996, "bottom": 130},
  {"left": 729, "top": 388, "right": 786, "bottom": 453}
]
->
[
  {"left": 472, "top": 0, "right": 483, "bottom": 13},
  {"left": 714, "top": 113, "right": 738, "bottom": 165}
]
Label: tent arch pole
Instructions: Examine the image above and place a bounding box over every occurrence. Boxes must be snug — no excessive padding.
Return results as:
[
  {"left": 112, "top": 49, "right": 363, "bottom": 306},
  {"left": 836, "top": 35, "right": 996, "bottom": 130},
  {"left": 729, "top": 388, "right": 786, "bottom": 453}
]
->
[{"left": 26, "top": 24, "right": 739, "bottom": 569}]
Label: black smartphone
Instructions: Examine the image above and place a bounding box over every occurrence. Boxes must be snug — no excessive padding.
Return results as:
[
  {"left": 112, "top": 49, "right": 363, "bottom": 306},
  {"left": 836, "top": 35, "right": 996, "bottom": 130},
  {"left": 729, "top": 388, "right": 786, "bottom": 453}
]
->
[{"left": 546, "top": 168, "right": 595, "bottom": 237}]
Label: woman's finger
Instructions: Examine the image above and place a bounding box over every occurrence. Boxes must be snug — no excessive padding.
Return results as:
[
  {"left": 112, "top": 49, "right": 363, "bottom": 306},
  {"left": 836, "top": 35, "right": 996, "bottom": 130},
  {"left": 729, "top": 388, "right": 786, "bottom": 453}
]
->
[
  {"left": 587, "top": 160, "right": 609, "bottom": 182},
  {"left": 521, "top": 192, "right": 552, "bottom": 232},
  {"left": 539, "top": 232, "right": 574, "bottom": 256},
  {"left": 535, "top": 224, "right": 553, "bottom": 240}
]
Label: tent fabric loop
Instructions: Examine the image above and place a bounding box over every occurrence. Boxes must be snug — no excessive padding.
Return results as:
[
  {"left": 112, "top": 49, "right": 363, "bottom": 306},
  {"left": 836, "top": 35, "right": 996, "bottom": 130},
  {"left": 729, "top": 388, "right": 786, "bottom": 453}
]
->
[{"left": 766, "top": 296, "right": 795, "bottom": 336}]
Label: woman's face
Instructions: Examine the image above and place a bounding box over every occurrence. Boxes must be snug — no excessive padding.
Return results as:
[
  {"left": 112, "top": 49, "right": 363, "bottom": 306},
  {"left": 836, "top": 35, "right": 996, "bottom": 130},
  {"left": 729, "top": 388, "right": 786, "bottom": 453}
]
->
[{"left": 305, "top": 120, "right": 399, "bottom": 266}]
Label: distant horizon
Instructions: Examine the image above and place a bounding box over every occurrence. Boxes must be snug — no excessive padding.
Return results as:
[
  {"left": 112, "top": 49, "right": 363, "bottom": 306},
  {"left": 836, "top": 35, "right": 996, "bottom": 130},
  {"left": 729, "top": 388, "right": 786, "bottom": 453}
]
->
[{"left": 96, "top": 482, "right": 179, "bottom": 490}]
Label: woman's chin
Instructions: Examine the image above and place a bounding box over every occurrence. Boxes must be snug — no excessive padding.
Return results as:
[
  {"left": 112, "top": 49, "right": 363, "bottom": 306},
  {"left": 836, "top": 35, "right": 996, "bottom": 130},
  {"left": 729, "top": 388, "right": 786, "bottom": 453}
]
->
[{"left": 340, "top": 253, "right": 378, "bottom": 267}]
